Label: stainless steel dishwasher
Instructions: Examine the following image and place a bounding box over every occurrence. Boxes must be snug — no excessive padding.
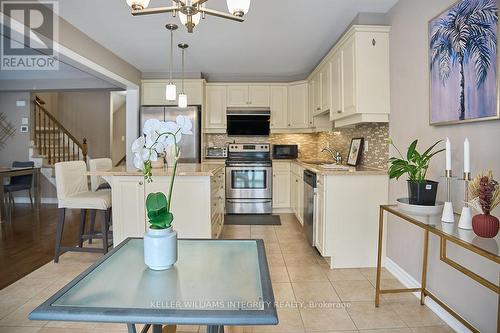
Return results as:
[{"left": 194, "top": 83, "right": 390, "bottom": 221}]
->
[{"left": 303, "top": 169, "right": 317, "bottom": 246}]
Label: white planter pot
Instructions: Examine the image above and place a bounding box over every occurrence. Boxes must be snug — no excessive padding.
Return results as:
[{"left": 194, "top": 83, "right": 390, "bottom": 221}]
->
[{"left": 144, "top": 226, "right": 177, "bottom": 270}]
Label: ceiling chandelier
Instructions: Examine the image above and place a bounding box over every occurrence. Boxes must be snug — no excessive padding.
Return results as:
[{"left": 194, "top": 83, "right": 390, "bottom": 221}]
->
[{"left": 126, "top": 0, "right": 251, "bottom": 33}]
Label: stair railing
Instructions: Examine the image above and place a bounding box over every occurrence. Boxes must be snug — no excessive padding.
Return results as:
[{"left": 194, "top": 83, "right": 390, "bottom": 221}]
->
[{"left": 33, "top": 96, "right": 88, "bottom": 165}]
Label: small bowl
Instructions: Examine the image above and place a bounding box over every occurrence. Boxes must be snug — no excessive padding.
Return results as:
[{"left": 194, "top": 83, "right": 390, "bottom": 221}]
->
[{"left": 397, "top": 198, "right": 444, "bottom": 216}]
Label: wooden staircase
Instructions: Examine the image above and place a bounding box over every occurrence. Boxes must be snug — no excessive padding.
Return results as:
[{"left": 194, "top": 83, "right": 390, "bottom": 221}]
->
[{"left": 30, "top": 96, "right": 88, "bottom": 186}]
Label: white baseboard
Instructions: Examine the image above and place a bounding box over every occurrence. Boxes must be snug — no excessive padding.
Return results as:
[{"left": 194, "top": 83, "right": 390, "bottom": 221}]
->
[
  {"left": 384, "top": 257, "right": 471, "bottom": 333},
  {"left": 8, "top": 196, "right": 58, "bottom": 204}
]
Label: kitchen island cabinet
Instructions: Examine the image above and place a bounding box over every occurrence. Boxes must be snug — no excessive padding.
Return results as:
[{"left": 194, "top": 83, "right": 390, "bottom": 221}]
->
[{"left": 89, "top": 164, "right": 225, "bottom": 246}]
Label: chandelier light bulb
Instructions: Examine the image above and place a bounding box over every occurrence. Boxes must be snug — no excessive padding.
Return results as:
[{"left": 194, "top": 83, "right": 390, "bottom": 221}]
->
[
  {"left": 226, "top": 0, "right": 250, "bottom": 17},
  {"left": 126, "top": 0, "right": 150, "bottom": 10}
]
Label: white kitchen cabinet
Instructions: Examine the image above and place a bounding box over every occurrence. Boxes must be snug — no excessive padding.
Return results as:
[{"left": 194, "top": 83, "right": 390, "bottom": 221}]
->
[
  {"left": 141, "top": 80, "right": 204, "bottom": 106},
  {"left": 227, "top": 84, "right": 270, "bottom": 107},
  {"left": 248, "top": 85, "right": 270, "bottom": 106},
  {"left": 320, "top": 63, "right": 331, "bottom": 113},
  {"left": 272, "top": 161, "right": 291, "bottom": 209},
  {"left": 329, "top": 51, "right": 343, "bottom": 121},
  {"left": 205, "top": 85, "right": 227, "bottom": 132},
  {"left": 315, "top": 175, "right": 326, "bottom": 255},
  {"left": 290, "top": 163, "right": 304, "bottom": 225},
  {"left": 328, "top": 26, "right": 391, "bottom": 126},
  {"left": 287, "top": 82, "right": 309, "bottom": 129},
  {"left": 270, "top": 85, "right": 288, "bottom": 129},
  {"left": 312, "top": 73, "right": 321, "bottom": 114},
  {"left": 226, "top": 85, "right": 248, "bottom": 107}
]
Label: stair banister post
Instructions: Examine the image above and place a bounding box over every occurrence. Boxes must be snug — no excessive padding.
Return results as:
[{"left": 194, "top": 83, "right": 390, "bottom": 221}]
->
[{"left": 82, "top": 138, "right": 88, "bottom": 164}]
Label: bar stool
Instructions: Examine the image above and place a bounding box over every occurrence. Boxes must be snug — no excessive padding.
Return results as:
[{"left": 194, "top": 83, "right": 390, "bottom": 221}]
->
[
  {"left": 54, "top": 161, "right": 112, "bottom": 263},
  {"left": 88, "top": 158, "right": 113, "bottom": 244}
]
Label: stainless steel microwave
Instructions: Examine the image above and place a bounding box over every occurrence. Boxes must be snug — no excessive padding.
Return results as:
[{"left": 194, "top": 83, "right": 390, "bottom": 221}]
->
[{"left": 272, "top": 145, "right": 298, "bottom": 159}]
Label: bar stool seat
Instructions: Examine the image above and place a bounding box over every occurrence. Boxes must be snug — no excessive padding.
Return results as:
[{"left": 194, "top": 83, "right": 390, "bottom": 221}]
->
[
  {"left": 54, "top": 161, "right": 112, "bottom": 263},
  {"left": 59, "top": 189, "right": 111, "bottom": 210}
]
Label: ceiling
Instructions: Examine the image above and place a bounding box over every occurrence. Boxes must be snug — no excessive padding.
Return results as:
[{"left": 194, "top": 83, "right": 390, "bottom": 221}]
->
[{"left": 57, "top": 0, "right": 398, "bottom": 82}]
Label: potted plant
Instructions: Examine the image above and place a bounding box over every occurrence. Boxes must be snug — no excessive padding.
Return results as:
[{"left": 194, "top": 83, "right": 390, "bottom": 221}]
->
[
  {"left": 388, "top": 139, "right": 444, "bottom": 206},
  {"left": 469, "top": 171, "right": 500, "bottom": 238},
  {"left": 131, "top": 116, "right": 192, "bottom": 270}
]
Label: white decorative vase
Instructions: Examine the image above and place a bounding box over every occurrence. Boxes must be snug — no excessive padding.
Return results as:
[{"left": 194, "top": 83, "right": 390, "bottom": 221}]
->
[{"left": 144, "top": 227, "right": 177, "bottom": 270}]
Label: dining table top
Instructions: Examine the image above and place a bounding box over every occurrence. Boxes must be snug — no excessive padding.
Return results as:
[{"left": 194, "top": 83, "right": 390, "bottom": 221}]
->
[{"left": 29, "top": 238, "right": 277, "bottom": 326}]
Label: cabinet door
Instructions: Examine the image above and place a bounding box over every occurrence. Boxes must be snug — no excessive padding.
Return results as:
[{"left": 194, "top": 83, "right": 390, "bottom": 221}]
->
[
  {"left": 205, "top": 85, "right": 227, "bottom": 129},
  {"left": 272, "top": 171, "right": 291, "bottom": 208},
  {"left": 248, "top": 85, "right": 270, "bottom": 107},
  {"left": 315, "top": 178, "right": 326, "bottom": 255},
  {"left": 227, "top": 85, "right": 249, "bottom": 107},
  {"left": 111, "top": 177, "right": 146, "bottom": 245},
  {"left": 330, "top": 52, "right": 343, "bottom": 121},
  {"left": 288, "top": 83, "right": 309, "bottom": 129},
  {"left": 320, "top": 63, "right": 331, "bottom": 112},
  {"left": 297, "top": 176, "right": 304, "bottom": 225},
  {"left": 313, "top": 73, "right": 321, "bottom": 113},
  {"left": 341, "top": 37, "right": 356, "bottom": 115},
  {"left": 142, "top": 82, "right": 168, "bottom": 105},
  {"left": 290, "top": 173, "right": 298, "bottom": 215},
  {"left": 270, "top": 86, "right": 288, "bottom": 129}
]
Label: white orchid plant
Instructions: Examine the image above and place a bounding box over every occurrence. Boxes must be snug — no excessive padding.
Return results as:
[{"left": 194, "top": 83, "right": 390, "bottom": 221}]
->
[{"left": 131, "top": 116, "right": 193, "bottom": 229}]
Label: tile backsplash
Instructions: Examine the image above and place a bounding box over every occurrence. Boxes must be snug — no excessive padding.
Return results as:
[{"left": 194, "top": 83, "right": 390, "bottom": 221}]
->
[{"left": 205, "top": 123, "right": 389, "bottom": 169}]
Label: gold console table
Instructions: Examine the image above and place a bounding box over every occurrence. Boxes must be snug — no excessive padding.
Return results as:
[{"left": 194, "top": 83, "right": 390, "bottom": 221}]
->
[{"left": 375, "top": 204, "right": 500, "bottom": 333}]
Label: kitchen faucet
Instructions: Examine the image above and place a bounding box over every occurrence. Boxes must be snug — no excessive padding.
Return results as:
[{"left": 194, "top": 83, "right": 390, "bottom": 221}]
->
[{"left": 321, "top": 147, "right": 342, "bottom": 164}]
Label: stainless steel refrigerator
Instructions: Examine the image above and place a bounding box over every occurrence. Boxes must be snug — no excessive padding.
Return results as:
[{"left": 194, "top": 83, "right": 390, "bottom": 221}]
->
[{"left": 140, "top": 106, "right": 201, "bottom": 163}]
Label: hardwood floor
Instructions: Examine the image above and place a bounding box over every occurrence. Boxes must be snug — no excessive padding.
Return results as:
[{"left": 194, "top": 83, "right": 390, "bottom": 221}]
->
[{"left": 0, "top": 204, "right": 90, "bottom": 289}]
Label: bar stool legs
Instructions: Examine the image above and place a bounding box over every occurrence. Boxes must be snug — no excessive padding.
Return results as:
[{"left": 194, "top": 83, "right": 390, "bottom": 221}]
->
[
  {"left": 78, "top": 209, "right": 87, "bottom": 247},
  {"left": 102, "top": 209, "right": 109, "bottom": 254},
  {"left": 54, "top": 208, "right": 66, "bottom": 263},
  {"left": 88, "top": 210, "right": 97, "bottom": 244}
]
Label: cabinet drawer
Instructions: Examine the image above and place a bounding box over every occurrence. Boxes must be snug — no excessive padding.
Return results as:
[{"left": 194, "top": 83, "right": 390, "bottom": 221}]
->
[{"left": 273, "top": 161, "right": 291, "bottom": 172}]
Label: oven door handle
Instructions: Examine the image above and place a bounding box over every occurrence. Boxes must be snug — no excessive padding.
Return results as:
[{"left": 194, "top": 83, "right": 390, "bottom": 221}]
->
[
  {"left": 226, "top": 199, "right": 272, "bottom": 204},
  {"left": 226, "top": 164, "right": 272, "bottom": 168}
]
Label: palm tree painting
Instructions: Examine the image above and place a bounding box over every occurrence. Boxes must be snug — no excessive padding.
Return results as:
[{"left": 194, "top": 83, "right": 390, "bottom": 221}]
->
[{"left": 430, "top": 0, "right": 499, "bottom": 125}]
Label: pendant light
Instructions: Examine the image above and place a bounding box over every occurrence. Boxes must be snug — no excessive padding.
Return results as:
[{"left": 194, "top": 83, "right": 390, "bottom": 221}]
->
[
  {"left": 178, "top": 43, "right": 189, "bottom": 108},
  {"left": 165, "top": 24, "right": 178, "bottom": 101}
]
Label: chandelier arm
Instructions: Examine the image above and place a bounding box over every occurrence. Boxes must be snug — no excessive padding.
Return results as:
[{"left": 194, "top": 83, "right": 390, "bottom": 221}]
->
[
  {"left": 191, "top": 0, "right": 209, "bottom": 5},
  {"left": 131, "top": 6, "right": 177, "bottom": 16},
  {"left": 198, "top": 7, "right": 245, "bottom": 22}
]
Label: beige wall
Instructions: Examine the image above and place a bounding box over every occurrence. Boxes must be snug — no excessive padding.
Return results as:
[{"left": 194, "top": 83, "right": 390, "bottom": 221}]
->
[
  {"left": 387, "top": 1, "right": 500, "bottom": 332},
  {"left": 56, "top": 91, "right": 111, "bottom": 158},
  {"left": 0, "top": 92, "right": 30, "bottom": 166}
]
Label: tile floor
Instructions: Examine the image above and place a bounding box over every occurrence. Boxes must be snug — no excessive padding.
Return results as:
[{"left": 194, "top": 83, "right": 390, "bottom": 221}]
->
[{"left": 0, "top": 214, "right": 454, "bottom": 333}]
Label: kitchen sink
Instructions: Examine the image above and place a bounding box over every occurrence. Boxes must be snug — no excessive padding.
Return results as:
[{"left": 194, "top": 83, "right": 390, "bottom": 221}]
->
[{"left": 299, "top": 159, "right": 334, "bottom": 165}]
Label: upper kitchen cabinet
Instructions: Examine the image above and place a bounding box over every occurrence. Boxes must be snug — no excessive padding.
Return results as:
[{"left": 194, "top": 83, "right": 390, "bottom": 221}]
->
[
  {"left": 309, "top": 25, "right": 391, "bottom": 127},
  {"left": 204, "top": 84, "right": 227, "bottom": 133},
  {"left": 226, "top": 84, "right": 270, "bottom": 107},
  {"left": 141, "top": 79, "right": 205, "bottom": 106},
  {"left": 288, "top": 82, "right": 309, "bottom": 129},
  {"left": 311, "top": 73, "right": 321, "bottom": 115},
  {"left": 270, "top": 85, "right": 288, "bottom": 130}
]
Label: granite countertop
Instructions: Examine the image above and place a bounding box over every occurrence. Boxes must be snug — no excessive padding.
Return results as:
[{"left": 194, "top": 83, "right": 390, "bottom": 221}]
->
[
  {"left": 293, "top": 159, "right": 387, "bottom": 176},
  {"left": 87, "top": 163, "right": 225, "bottom": 177}
]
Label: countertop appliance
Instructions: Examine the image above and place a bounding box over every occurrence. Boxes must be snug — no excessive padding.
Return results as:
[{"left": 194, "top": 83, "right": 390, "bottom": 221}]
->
[
  {"left": 140, "top": 106, "right": 201, "bottom": 163},
  {"left": 272, "top": 144, "right": 298, "bottom": 159},
  {"left": 226, "top": 108, "right": 271, "bottom": 136},
  {"left": 303, "top": 169, "right": 317, "bottom": 246},
  {"left": 206, "top": 146, "right": 227, "bottom": 159},
  {"left": 225, "top": 143, "right": 272, "bottom": 214}
]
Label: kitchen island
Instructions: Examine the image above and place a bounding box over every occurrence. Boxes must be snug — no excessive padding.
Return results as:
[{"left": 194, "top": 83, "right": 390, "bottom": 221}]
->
[{"left": 89, "top": 163, "right": 225, "bottom": 246}]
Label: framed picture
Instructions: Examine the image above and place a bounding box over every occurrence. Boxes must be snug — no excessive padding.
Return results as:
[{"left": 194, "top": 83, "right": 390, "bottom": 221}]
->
[
  {"left": 429, "top": 0, "right": 499, "bottom": 125},
  {"left": 347, "top": 138, "right": 364, "bottom": 167}
]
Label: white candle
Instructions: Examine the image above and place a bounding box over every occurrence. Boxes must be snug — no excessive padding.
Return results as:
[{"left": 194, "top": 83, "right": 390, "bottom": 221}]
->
[
  {"left": 445, "top": 137, "right": 451, "bottom": 171},
  {"left": 464, "top": 138, "right": 470, "bottom": 173}
]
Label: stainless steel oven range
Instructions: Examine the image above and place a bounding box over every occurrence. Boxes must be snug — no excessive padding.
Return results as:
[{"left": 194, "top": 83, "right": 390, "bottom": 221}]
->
[{"left": 225, "top": 143, "right": 272, "bottom": 215}]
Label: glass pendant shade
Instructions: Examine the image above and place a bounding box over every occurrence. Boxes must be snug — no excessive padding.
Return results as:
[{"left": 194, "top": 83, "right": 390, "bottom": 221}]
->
[
  {"left": 126, "top": 0, "right": 150, "bottom": 10},
  {"left": 179, "top": 12, "right": 201, "bottom": 26},
  {"left": 178, "top": 93, "right": 188, "bottom": 108},
  {"left": 166, "top": 83, "right": 177, "bottom": 101},
  {"left": 226, "top": 0, "right": 250, "bottom": 16}
]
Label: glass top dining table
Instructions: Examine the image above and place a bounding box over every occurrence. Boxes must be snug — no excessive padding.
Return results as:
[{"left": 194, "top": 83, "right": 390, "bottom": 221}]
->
[{"left": 29, "top": 238, "right": 277, "bottom": 331}]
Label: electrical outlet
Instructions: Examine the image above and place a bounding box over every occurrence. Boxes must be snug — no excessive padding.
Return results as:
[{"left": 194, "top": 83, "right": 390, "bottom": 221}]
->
[{"left": 364, "top": 141, "right": 369, "bottom": 152}]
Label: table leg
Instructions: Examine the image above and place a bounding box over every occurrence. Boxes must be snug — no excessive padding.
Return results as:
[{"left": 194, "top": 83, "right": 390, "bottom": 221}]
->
[
  {"left": 152, "top": 324, "right": 162, "bottom": 333},
  {"left": 207, "top": 325, "right": 224, "bottom": 333},
  {"left": 127, "top": 323, "right": 137, "bottom": 333},
  {"left": 420, "top": 230, "right": 429, "bottom": 305},
  {"left": 0, "top": 175, "right": 6, "bottom": 223},
  {"left": 375, "top": 206, "right": 384, "bottom": 307},
  {"left": 34, "top": 168, "right": 40, "bottom": 211}
]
